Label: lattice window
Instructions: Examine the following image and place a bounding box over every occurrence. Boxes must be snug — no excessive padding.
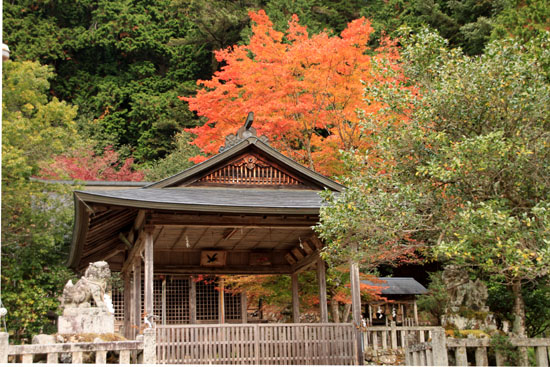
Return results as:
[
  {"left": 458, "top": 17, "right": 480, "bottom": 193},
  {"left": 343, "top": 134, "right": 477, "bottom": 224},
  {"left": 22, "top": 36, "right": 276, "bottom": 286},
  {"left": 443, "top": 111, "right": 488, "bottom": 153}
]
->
[
  {"left": 224, "top": 292, "right": 242, "bottom": 321},
  {"left": 153, "top": 279, "right": 163, "bottom": 320},
  {"left": 111, "top": 288, "right": 124, "bottom": 322},
  {"left": 195, "top": 154, "right": 305, "bottom": 186},
  {"left": 197, "top": 281, "right": 219, "bottom": 321},
  {"left": 165, "top": 278, "right": 190, "bottom": 324}
]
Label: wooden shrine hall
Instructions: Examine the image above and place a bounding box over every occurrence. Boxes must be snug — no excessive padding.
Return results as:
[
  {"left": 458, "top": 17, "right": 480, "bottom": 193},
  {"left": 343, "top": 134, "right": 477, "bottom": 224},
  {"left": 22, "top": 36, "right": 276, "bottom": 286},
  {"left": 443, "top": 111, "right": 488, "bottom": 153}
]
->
[{"left": 68, "top": 115, "right": 362, "bottom": 364}]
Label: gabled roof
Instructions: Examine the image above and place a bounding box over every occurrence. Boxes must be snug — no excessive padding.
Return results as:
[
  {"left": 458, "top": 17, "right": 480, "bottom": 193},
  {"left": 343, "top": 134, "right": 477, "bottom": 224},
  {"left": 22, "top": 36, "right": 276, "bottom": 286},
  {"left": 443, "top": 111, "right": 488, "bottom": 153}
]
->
[
  {"left": 361, "top": 277, "right": 428, "bottom": 295},
  {"left": 74, "top": 187, "right": 327, "bottom": 214},
  {"left": 145, "top": 136, "right": 344, "bottom": 192}
]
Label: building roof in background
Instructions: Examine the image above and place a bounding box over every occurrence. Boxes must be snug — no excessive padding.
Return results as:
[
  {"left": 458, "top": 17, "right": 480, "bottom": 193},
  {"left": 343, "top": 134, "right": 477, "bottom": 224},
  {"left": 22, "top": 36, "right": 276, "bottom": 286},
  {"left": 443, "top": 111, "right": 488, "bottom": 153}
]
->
[
  {"left": 361, "top": 277, "right": 428, "bottom": 295},
  {"left": 31, "top": 178, "right": 152, "bottom": 187}
]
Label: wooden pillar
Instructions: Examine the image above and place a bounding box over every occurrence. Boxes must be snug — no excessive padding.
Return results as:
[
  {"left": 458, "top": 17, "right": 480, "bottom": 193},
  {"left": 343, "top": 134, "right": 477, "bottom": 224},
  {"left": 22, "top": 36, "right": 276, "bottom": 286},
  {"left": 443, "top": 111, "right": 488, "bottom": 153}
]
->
[
  {"left": 133, "top": 260, "right": 142, "bottom": 336},
  {"left": 161, "top": 278, "right": 166, "bottom": 325},
  {"left": 241, "top": 291, "right": 248, "bottom": 323},
  {"left": 350, "top": 244, "right": 364, "bottom": 364},
  {"left": 144, "top": 229, "right": 154, "bottom": 321},
  {"left": 218, "top": 278, "right": 225, "bottom": 323},
  {"left": 189, "top": 277, "right": 197, "bottom": 324},
  {"left": 317, "top": 258, "right": 329, "bottom": 323},
  {"left": 123, "top": 271, "right": 131, "bottom": 338},
  {"left": 291, "top": 273, "right": 300, "bottom": 323},
  {"left": 368, "top": 304, "right": 373, "bottom": 325},
  {"left": 413, "top": 300, "right": 419, "bottom": 326}
]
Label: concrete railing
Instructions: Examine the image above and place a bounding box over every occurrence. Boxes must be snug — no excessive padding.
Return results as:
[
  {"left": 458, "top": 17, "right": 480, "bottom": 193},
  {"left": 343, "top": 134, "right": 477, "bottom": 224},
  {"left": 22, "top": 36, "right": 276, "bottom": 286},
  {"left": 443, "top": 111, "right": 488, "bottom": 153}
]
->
[
  {"left": 0, "top": 328, "right": 156, "bottom": 364},
  {"left": 405, "top": 332, "right": 550, "bottom": 366},
  {"left": 403, "top": 327, "right": 448, "bottom": 366},
  {"left": 362, "top": 323, "right": 441, "bottom": 351},
  {"left": 445, "top": 337, "right": 550, "bottom": 367}
]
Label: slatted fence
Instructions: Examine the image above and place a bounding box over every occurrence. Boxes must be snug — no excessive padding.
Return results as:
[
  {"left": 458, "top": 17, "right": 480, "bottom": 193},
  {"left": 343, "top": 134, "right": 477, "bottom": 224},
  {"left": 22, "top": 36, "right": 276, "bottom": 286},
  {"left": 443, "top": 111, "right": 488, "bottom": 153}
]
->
[{"left": 156, "top": 323, "right": 357, "bottom": 365}]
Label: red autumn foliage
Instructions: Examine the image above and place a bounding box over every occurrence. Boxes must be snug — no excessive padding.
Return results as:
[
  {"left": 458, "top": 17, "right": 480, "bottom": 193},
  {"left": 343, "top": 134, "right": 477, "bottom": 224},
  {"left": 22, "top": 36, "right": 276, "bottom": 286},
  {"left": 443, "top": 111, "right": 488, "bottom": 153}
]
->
[
  {"left": 181, "top": 10, "right": 402, "bottom": 176},
  {"left": 38, "top": 146, "right": 144, "bottom": 182}
]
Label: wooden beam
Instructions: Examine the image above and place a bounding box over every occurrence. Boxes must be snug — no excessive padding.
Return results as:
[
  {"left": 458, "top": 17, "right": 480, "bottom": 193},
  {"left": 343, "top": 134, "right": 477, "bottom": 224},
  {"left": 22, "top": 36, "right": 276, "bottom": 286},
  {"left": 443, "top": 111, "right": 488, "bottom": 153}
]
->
[
  {"left": 284, "top": 253, "right": 297, "bottom": 265},
  {"left": 148, "top": 213, "right": 317, "bottom": 227},
  {"left": 291, "top": 248, "right": 305, "bottom": 261},
  {"left": 309, "top": 235, "right": 324, "bottom": 250},
  {"left": 154, "top": 265, "right": 293, "bottom": 275},
  {"left": 154, "top": 224, "right": 312, "bottom": 230},
  {"left": 317, "top": 258, "right": 328, "bottom": 323},
  {"left": 291, "top": 250, "right": 320, "bottom": 273},
  {"left": 126, "top": 209, "right": 146, "bottom": 246},
  {"left": 144, "top": 230, "right": 154, "bottom": 320},
  {"left": 132, "top": 260, "right": 142, "bottom": 337},
  {"left": 292, "top": 273, "right": 300, "bottom": 323},
  {"left": 121, "top": 228, "right": 147, "bottom": 273},
  {"left": 118, "top": 233, "right": 133, "bottom": 250},
  {"left": 301, "top": 240, "right": 314, "bottom": 255},
  {"left": 189, "top": 278, "right": 197, "bottom": 324},
  {"left": 170, "top": 227, "right": 187, "bottom": 250}
]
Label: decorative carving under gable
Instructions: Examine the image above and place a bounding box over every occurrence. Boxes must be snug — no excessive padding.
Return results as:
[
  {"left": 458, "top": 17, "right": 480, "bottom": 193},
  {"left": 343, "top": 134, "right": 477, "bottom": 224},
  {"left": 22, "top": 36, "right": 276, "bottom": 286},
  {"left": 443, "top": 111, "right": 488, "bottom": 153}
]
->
[
  {"left": 234, "top": 155, "right": 269, "bottom": 170},
  {"left": 193, "top": 154, "right": 306, "bottom": 187}
]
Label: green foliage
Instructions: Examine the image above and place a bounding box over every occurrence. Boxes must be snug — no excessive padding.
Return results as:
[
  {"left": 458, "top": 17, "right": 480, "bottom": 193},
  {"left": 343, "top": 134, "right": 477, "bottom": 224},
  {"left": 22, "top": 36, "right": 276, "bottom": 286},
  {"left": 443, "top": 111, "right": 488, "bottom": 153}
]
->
[
  {"left": 3, "top": 0, "right": 211, "bottom": 162},
  {"left": 490, "top": 334, "right": 519, "bottom": 366},
  {"left": 488, "top": 279, "right": 550, "bottom": 338},
  {"left": 491, "top": 0, "right": 550, "bottom": 45},
  {"left": 2, "top": 61, "right": 78, "bottom": 341},
  {"left": 319, "top": 30, "right": 550, "bottom": 336},
  {"left": 144, "top": 131, "right": 200, "bottom": 181},
  {"left": 416, "top": 272, "right": 449, "bottom": 325}
]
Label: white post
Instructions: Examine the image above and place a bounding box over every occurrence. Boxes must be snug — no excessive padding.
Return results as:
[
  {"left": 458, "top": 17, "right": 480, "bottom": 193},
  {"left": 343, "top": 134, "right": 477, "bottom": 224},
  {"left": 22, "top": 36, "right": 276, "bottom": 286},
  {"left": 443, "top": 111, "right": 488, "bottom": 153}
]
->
[
  {"left": 144, "top": 229, "right": 154, "bottom": 321},
  {"left": 431, "top": 328, "right": 448, "bottom": 366},
  {"left": 0, "top": 332, "right": 8, "bottom": 363},
  {"left": 143, "top": 327, "right": 157, "bottom": 364}
]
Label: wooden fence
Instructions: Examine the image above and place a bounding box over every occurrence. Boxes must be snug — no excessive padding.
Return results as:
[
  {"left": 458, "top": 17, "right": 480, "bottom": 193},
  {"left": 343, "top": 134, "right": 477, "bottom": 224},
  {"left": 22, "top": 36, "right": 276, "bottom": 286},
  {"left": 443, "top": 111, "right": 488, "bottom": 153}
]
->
[
  {"left": 405, "top": 329, "right": 550, "bottom": 366},
  {"left": 156, "top": 323, "right": 358, "bottom": 365},
  {"left": 0, "top": 329, "right": 155, "bottom": 364}
]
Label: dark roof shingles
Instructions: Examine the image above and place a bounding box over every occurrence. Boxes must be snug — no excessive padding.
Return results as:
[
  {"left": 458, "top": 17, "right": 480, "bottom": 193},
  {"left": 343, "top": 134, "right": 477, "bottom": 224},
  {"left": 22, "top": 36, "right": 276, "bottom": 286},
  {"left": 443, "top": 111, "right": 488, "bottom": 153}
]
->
[
  {"left": 361, "top": 277, "right": 428, "bottom": 295},
  {"left": 77, "top": 187, "right": 325, "bottom": 209}
]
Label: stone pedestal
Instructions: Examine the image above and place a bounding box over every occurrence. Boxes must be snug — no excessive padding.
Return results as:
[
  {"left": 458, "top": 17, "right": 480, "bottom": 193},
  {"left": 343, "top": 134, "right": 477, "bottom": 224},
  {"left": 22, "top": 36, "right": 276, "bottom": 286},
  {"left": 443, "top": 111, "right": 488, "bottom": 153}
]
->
[{"left": 58, "top": 308, "right": 114, "bottom": 334}]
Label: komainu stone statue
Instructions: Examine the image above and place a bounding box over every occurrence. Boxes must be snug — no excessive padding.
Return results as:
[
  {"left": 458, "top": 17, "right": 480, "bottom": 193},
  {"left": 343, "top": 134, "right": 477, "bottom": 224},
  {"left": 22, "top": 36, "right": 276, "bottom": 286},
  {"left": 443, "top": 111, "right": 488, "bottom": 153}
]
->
[
  {"left": 441, "top": 265, "right": 498, "bottom": 331},
  {"left": 62, "top": 261, "right": 111, "bottom": 313},
  {"left": 58, "top": 261, "right": 115, "bottom": 334}
]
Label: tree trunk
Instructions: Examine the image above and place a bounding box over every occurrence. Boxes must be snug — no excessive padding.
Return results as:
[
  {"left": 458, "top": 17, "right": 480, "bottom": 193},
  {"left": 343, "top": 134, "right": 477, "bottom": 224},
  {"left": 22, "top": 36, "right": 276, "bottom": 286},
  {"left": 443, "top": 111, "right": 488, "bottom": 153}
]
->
[
  {"left": 342, "top": 303, "right": 351, "bottom": 323},
  {"left": 330, "top": 297, "right": 340, "bottom": 323},
  {"left": 511, "top": 278, "right": 529, "bottom": 366}
]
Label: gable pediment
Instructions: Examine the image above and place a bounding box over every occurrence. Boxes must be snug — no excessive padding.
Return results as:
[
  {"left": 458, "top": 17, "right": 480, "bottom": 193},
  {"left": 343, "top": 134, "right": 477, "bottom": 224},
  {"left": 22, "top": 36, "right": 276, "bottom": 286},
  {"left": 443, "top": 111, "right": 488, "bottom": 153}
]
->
[
  {"left": 146, "top": 137, "right": 344, "bottom": 192},
  {"left": 184, "top": 151, "right": 311, "bottom": 188}
]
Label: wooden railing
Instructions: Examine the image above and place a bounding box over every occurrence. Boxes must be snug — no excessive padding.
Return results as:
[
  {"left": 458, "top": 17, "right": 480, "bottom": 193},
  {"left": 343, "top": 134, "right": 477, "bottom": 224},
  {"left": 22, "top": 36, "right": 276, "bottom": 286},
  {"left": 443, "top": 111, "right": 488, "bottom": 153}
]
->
[
  {"left": 156, "top": 323, "right": 358, "bottom": 365},
  {"left": 405, "top": 330, "right": 550, "bottom": 366},
  {"left": 0, "top": 329, "right": 155, "bottom": 364}
]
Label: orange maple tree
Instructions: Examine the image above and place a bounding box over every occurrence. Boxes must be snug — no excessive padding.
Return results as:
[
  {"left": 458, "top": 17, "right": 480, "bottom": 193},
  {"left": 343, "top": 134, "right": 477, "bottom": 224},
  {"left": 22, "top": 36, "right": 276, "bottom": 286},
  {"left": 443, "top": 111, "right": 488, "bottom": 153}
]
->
[{"left": 181, "top": 10, "right": 401, "bottom": 176}]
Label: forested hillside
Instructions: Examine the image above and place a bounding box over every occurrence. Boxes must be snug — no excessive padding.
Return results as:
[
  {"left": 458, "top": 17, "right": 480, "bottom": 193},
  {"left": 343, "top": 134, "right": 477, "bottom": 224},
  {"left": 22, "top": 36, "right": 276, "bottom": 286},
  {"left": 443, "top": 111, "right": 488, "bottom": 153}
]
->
[
  {"left": 2, "top": 0, "right": 549, "bottom": 341},
  {"left": 4, "top": 0, "right": 548, "bottom": 170}
]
